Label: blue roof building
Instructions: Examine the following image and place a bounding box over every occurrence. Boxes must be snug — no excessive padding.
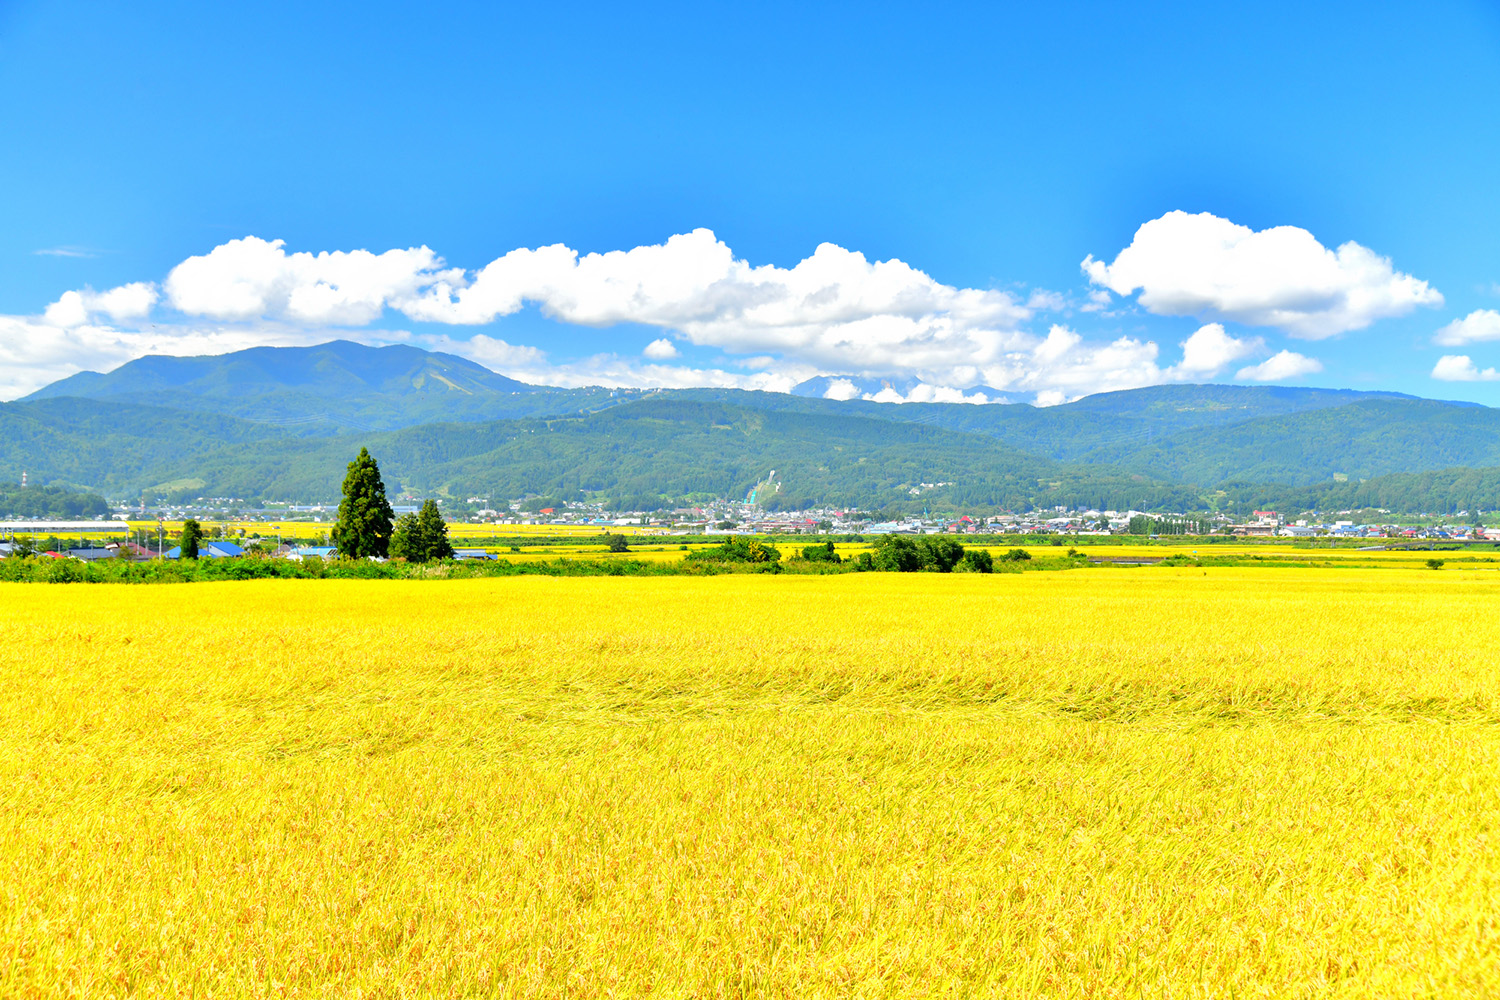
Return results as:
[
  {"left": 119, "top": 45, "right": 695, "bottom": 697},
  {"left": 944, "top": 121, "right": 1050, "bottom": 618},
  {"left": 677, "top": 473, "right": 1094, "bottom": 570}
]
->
[{"left": 165, "top": 541, "right": 244, "bottom": 559}]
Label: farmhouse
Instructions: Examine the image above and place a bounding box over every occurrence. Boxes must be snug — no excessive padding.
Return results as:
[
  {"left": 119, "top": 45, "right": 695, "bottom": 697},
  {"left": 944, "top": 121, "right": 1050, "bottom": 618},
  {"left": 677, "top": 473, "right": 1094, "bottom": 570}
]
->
[{"left": 64, "top": 546, "right": 118, "bottom": 561}]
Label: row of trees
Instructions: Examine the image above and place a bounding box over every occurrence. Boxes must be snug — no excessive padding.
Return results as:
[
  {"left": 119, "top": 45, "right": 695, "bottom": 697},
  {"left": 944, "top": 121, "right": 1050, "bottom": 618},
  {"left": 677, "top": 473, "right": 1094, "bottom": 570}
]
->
[
  {"left": 332, "top": 447, "right": 452, "bottom": 562},
  {"left": 684, "top": 534, "right": 999, "bottom": 573},
  {"left": 1125, "top": 514, "right": 1213, "bottom": 536}
]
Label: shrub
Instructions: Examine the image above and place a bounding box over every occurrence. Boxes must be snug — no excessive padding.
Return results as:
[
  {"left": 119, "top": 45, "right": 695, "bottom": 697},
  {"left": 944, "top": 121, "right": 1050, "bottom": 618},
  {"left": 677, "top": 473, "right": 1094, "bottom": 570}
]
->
[
  {"left": 915, "top": 537, "right": 965, "bottom": 573},
  {"left": 871, "top": 535, "right": 922, "bottom": 572},
  {"left": 955, "top": 550, "right": 994, "bottom": 573},
  {"left": 798, "top": 541, "right": 840, "bottom": 564},
  {"left": 686, "top": 537, "right": 782, "bottom": 566},
  {"left": 44, "top": 557, "right": 86, "bottom": 583}
]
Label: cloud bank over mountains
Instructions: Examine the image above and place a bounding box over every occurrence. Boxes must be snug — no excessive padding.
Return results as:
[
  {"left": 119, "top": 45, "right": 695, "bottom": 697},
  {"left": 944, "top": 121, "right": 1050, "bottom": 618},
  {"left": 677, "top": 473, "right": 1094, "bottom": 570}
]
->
[
  {"left": 0, "top": 212, "right": 1457, "bottom": 402},
  {"left": 1082, "top": 210, "right": 1442, "bottom": 338}
]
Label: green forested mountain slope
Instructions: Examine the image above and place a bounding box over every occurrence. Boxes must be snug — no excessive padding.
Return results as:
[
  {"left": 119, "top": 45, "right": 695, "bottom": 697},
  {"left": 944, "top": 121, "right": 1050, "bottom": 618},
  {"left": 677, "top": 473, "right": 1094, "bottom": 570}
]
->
[
  {"left": 672, "top": 384, "right": 1426, "bottom": 460},
  {"left": 373, "top": 398, "right": 1201, "bottom": 512},
  {"left": 170, "top": 398, "right": 1204, "bottom": 511},
  {"left": 0, "top": 397, "right": 297, "bottom": 494},
  {"left": 1219, "top": 465, "right": 1500, "bottom": 516},
  {"left": 9, "top": 341, "right": 1500, "bottom": 513},
  {"left": 0, "top": 395, "right": 1199, "bottom": 511},
  {"left": 22, "top": 340, "right": 636, "bottom": 433},
  {"left": 0, "top": 483, "right": 110, "bottom": 518},
  {"left": 24, "top": 341, "right": 1429, "bottom": 444},
  {"left": 1090, "top": 399, "right": 1500, "bottom": 486}
]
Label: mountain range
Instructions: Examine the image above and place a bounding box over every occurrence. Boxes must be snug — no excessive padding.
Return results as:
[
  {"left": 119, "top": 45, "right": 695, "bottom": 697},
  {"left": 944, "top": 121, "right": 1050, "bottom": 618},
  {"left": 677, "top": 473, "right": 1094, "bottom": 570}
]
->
[{"left": 5, "top": 340, "right": 1498, "bottom": 515}]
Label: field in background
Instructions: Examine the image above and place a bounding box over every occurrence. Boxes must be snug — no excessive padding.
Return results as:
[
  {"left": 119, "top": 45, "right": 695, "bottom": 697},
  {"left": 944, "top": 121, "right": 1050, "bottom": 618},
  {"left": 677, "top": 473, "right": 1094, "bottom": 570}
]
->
[
  {"left": 11, "top": 520, "right": 1483, "bottom": 564},
  {"left": 2, "top": 570, "right": 1497, "bottom": 996},
  {"left": 10, "top": 520, "right": 1498, "bottom": 575},
  {"left": 118, "top": 520, "right": 659, "bottom": 538}
]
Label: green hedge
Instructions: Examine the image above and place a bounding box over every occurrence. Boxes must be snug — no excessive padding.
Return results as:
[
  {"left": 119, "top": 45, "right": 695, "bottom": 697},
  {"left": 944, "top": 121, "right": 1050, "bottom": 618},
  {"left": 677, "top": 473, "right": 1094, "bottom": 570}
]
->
[{"left": 0, "top": 555, "right": 775, "bottom": 584}]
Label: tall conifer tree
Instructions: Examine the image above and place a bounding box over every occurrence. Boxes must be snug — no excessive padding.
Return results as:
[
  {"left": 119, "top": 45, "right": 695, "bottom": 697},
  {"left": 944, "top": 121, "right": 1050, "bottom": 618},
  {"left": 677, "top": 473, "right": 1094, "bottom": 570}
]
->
[
  {"left": 332, "top": 447, "right": 395, "bottom": 558},
  {"left": 388, "top": 513, "right": 420, "bottom": 561},
  {"left": 389, "top": 499, "right": 454, "bottom": 562},
  {"left": 179, "top": 519, "right": 202, "bottom": 559},
  {"left": 416, "top": 499, "right": 454, "bottom": 561}
]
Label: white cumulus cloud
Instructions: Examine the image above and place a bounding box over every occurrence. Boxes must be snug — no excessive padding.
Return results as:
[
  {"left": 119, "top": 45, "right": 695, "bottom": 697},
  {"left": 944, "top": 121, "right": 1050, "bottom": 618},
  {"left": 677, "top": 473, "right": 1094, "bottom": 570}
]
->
[
  {"left": 9, "top": 227, "right": 1396, "bottom": 404},
  {"left": 1168, "top": 323, "right": 1262, "bottom": 380},
  {"left": 91, "top": 282, "right": 159, "bottom": 321},
  {"left": 1431, "top": 354, "right": 1500, "bottom": 382},
  {"left": 822, "top": 378, "right": 860, "bottom": 401},
  {"left": 412, "top": 333, "right": 546, "bottom": 371},
  {"left": 42, "top": 291, "right": 89, "bottom": 328},
  {"left": 401, "top": 229, "right": 1035, "bottom": 375},
  {"left": 863, "top": 384, "right": 994, "bottom": 405},
  {"left": 56, "top": 230, "right": 1096, "bottom": 397},
  {"left": 642, "top": 338, "right": 679, "bottom": 360},
  {"left": 164, "top": 236, "right": 460, "bottom": 325},
  {"left": 487, "top": 352, "right": 811, "bottom": 394},
  {"left": 1434, "top": 309, "right": 1500, "bottom": 346},
  {"left": 1083, "top": 210, "right": 1442, "bottom": 338},
  {"left": 1235, "top": 350, "right": 1324, "bottom": 382},
  {"left": 995, "top": 325, "right": 1165, "bottom": 402},
  {"left": 42, "top": 282, "right": 159, "bottom": 327}
]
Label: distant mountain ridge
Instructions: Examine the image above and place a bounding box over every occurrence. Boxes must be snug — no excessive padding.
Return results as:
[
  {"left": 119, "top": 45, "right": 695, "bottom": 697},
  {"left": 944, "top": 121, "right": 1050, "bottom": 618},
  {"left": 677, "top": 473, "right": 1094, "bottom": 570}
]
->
[
  {"left": 23, "top": 340, "right": 637, "bottom": 434},
  {"left": 670, "top": 383, "right": 1429, "bottom": 463},
  {"left": 6, "top": 340, "right": 1497, "bottom": 514},
  {"left": 28, "top": 341, "right": 1435, "bottom": 445},
  {"left": 30, "top": 340, "right": 532, "bottom": 397}
]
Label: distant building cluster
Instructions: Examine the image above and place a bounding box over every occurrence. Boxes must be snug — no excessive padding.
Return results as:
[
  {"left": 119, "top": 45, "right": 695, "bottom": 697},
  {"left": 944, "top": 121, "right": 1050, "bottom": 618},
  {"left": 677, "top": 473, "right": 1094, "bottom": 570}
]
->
[{"left": 3, "top": 481, "right": 1495, "bottom": 565}]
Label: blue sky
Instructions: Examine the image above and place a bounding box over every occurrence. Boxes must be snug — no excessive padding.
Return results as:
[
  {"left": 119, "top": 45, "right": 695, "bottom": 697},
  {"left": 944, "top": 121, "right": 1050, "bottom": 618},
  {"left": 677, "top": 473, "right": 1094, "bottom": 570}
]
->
[{"left": 3, "top": 1, "right": 1500, "bottom": 403}]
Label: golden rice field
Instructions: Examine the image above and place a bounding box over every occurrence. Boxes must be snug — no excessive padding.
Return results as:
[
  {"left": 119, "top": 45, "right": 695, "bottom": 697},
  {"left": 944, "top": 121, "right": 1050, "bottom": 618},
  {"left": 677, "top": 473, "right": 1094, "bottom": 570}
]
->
[{"left": 2, "top": 569, "right": 1498, "bottom": 997}]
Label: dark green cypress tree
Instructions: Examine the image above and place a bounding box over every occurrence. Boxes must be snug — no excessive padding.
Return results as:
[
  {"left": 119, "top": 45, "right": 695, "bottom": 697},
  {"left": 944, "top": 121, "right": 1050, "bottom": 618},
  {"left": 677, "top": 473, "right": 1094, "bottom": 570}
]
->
[
  {"left": 416, "top": 499, "right": 454, "bottom": 561},
  {"left": 332, "top": 447, "right": 395, "bottom": 558},
  {"left": 388, "top": 513, "right": 420, "bottom": 561},
  {"left": 179, "top": 519, "right": 202, "bottom": 559}
]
